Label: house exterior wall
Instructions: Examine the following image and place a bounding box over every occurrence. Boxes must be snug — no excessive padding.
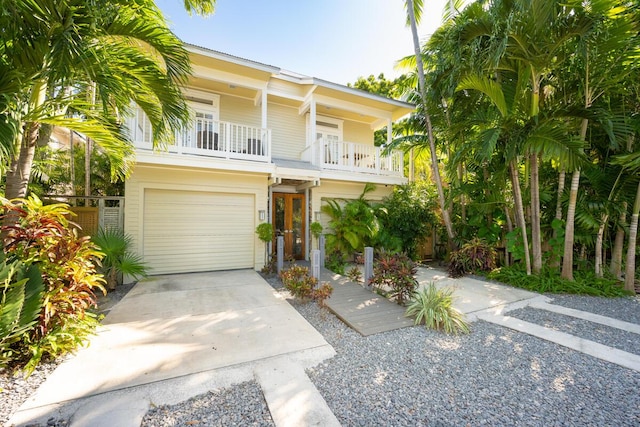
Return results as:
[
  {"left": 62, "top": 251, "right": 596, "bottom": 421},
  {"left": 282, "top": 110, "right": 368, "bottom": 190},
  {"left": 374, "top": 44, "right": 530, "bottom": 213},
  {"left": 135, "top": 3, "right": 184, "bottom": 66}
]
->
[
  {"left": 219, "top": 95, "right": 261, "bottom": 127},
  {"left": 267, "top": 102, "right": 307, "bottom": 160},
  {"left": 124, "top": 164, "right": 268, "bottom": 272},
  {"left": 343, "top": 121, "right": 374, "bottom": 145}
]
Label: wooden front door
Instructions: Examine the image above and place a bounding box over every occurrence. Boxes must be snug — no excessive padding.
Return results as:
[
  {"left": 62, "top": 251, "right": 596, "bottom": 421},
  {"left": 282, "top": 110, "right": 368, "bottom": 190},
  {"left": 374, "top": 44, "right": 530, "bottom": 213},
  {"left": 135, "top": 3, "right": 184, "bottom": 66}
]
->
[{"left": 273, "top": 193, "right": 305, "bottom": 260}]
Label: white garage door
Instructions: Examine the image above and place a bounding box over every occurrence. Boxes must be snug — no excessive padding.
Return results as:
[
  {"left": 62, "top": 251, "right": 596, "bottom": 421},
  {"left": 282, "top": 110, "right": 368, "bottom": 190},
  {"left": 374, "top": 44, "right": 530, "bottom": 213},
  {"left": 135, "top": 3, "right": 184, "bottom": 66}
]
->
[{"left": 143, "top": 189, "right": 254, "bottom": 274}]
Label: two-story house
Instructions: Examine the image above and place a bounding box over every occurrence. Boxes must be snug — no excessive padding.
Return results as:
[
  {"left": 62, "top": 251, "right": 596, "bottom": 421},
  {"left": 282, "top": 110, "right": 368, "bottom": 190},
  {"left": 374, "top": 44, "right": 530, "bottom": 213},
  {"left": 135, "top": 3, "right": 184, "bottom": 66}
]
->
[{"left": 124, "top": 44, "right": 414, "bottom": 275}]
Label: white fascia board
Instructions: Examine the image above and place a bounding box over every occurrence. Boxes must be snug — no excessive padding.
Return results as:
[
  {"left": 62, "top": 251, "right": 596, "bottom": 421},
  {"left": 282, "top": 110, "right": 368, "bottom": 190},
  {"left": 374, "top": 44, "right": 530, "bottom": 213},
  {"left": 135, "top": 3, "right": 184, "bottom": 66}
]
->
[
  {"left": 272, "top": 166, "right": 321, "bottom": 182},
  {"left": 186, "top": 44, "right": 280, "bottom": 74},
  {"left": 134, "top": 150, "right": 275, "bottom": 175},
  {"left": 192, "top": 66, "right": 268, "bottom": 91},
  {"left": 318, "top": 170, "right": 407, "bottom": 186},
  {"left": 312, "top": 77, "right": 414, "bottom": 110}
]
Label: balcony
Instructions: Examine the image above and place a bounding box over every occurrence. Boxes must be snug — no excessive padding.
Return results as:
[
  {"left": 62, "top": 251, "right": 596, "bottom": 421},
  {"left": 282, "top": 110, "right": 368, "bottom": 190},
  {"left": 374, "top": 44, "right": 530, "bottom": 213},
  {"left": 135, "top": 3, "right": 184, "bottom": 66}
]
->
[
  {"left": 302, "top": 138, "right": 404, "bottom": 177},
  {"left": 131, "top": 116, "right": 271, "bottom": 163}
]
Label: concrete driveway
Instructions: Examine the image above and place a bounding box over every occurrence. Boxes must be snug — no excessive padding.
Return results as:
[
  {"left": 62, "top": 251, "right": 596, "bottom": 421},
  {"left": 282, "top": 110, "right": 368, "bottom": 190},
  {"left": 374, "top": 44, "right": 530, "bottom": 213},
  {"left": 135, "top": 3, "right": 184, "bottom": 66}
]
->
[{"left": 10, "top": 270, "right": 336, "bottom": 426}]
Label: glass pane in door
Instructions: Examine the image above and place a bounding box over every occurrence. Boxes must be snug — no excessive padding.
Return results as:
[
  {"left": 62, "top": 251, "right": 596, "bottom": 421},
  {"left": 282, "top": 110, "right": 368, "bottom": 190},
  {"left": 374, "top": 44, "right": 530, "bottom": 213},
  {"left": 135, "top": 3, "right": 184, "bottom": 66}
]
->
[{"left": 292, "top": 197, "right": 303, "bottom": 258}]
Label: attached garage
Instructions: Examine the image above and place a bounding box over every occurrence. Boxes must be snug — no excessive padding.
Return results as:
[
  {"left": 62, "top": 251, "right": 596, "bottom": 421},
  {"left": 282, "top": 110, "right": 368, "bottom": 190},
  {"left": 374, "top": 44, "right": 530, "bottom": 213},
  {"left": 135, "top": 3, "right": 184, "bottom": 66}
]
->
[{"left": 142, "top": 189, "right": 255, "bottom": 275}]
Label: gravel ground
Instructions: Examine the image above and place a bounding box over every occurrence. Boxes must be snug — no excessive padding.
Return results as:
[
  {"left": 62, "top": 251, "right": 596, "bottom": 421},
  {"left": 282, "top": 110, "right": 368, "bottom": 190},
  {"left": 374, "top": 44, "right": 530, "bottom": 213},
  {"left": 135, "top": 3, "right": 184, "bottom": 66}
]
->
[
  {"left": 142, "top": 380, "right": 274, "bottom": 427},
  {"left": 3, "top": 277, "right": 640, "bottom": 427}
]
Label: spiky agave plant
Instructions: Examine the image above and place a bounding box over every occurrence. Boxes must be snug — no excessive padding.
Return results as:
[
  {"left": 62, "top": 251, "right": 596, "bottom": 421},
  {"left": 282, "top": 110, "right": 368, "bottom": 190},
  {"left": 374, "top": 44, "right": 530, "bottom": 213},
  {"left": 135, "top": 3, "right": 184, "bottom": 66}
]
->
[{"left": 405, "top": 283, "right": 470, "bottom": 335}]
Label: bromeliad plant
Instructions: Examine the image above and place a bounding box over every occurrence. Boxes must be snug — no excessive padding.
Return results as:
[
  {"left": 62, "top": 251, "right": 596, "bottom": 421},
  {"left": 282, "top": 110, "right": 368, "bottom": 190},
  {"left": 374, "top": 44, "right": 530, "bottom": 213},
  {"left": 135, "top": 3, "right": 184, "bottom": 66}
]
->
[
  {"left": 405, "top": 283, "right": 470, "bottom": 335},
  {"left": 448, "top": 238, "right": 497, "bottom": 278},
  {"left": 1, "top": 195, "right": 106, "bottom": 373}
]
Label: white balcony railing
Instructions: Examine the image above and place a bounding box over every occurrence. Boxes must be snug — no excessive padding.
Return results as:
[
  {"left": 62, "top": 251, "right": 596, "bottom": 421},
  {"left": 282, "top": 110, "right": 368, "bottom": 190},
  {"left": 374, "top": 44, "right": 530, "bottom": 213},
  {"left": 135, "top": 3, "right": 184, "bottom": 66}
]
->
[
  {"left": 131, "top": 116, "right": 271, "bottom": 162},
  {"left": 302, "top": 138, "right": 404, "bottom": 177}
]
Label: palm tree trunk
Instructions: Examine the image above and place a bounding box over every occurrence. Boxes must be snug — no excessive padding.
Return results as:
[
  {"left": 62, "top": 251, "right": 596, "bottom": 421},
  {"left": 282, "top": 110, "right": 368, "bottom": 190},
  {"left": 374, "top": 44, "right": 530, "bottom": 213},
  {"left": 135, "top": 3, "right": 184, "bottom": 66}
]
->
[
  {"left": 550, "top": 169, "right": 566, "bottom": 268},
  {"left": 561, "top": 169, "right": 581, "bottom": 280},
  {"left": 610, "top": 204, "right": 626, "bottom": 279},
  {"left": 530, "top": 153, "right": 542, "bottom": 274},
  {"left": 5, "top": 122, "right": 40, "bottom": 200},
  {"left": 595, "top": 214, "right": 608, "bottom": 277},
  {"left": 624, "top": 181, "right": 640, "bottom": 293},
  {"left": 406, "top": 0, "right": 456, "bottom": 248},
  {"left": 510, "top": 160, "right": 531, "bottom": 275}
]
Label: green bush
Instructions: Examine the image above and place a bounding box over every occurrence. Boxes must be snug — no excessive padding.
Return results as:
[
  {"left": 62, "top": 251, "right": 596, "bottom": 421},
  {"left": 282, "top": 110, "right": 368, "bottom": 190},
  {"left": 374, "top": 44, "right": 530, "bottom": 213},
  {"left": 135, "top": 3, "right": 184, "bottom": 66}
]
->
[
  {"left": 405, "top": 283, "right": 470, "bottom": 335},
  {"left": 376, "top": 181, "right": 437, "bottom": 259},
  {"left": 1, "top": 195, "right": 105, "bottom": 373},
  {"left": 321, "top": 183, "right": 379, "bottom": 257},
  {"left": 488, "top": 264, "right": 630, "bottom": 297},
  {"left": 448, "top": 238, "right": 497, "bottom": 278},
  {"left": 325, "top": 249, "right": 346, "bottom": 275},
  {"left": 279, "top": 264, "right": 333, "bottom": 307},
  {"left": 369, "top": 251, "right": 418, "bottom": 305}
]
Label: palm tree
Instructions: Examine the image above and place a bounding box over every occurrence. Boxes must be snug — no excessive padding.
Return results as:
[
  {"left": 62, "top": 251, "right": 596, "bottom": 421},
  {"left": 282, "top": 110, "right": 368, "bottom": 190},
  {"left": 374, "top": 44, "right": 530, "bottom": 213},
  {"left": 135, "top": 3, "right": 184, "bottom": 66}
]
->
[
  {"left": 405, "top": 0, "right": 457, "bottom": 247},
  {"left": 0, "top": 0, "right": 216, "bottom": 207}
]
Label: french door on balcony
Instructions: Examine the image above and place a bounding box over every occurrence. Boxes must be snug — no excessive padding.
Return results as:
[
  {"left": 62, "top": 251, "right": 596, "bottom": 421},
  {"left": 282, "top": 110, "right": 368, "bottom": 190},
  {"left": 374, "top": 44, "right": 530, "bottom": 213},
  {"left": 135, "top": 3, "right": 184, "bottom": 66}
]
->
[{"left": 272, "top": 193, "right": 305, "bottom": 260}]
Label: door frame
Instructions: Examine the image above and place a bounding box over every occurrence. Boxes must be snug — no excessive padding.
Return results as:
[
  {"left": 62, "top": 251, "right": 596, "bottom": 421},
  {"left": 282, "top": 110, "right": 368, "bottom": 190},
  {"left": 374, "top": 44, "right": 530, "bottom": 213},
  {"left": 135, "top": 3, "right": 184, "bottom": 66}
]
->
[{"left": 272, "top": 192, "right": 306, "bottom": 260}]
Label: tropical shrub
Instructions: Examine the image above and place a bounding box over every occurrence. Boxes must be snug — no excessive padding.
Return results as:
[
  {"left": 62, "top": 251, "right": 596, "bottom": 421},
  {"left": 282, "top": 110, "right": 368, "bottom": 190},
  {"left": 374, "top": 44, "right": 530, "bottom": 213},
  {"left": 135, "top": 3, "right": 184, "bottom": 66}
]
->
[
  {"left": 448, "top": 238, "right": 497, "bottom": 278},
  {"left": 488, "top": 265, "right": 630, "bottom": 297},
  {"left": 321, "top": 183, "right": 379, "bottom": 258},
  {"left": 1, "top": 196, "right": 105, "bottom": 372},
  {"left": 279, "top": 264, "right": 332, "bottom": 306},
  {"left": 405, "top": 283, "right": 470, "bottom": 335},
  {"left": 92, "top": 227, "right": 148, "bottom": 290},
  {"left": 376, "top": 181, "right": 437, "bottom": 259},
  {"left": 325, "top": 249, "right": 346, "bottom": 275},
  {"left": 369, "top": 251, "right": 418, "bottom": 305}
]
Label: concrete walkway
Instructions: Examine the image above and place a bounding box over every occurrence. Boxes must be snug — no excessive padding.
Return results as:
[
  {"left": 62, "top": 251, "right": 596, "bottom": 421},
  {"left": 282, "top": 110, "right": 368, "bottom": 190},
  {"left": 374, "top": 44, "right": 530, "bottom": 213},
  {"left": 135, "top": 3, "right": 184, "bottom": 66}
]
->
[{"left": 9, "top": 270, "right": 338, "bottom": 427}]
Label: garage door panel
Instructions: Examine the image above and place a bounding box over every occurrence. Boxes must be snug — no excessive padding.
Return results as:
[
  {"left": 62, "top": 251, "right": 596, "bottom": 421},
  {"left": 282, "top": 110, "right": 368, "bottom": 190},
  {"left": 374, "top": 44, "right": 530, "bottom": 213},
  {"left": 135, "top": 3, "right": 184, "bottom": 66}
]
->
[{"left": 143, "top": 189, "right": 254, "bottom": 274}]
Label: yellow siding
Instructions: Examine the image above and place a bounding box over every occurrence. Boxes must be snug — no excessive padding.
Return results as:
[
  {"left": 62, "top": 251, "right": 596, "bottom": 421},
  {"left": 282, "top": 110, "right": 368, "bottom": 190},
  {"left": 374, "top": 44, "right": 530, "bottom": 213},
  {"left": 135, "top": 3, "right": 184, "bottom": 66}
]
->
[
  {"left": 344, "top": 121, "right": 374, "bottom": 145},
  {"left": 310, "top": 181, "right": 392, "bottom": 230},
  {"left": 219, "top": 95, "right": 261, "bottom": 127},
  {"left": 124, "top": 165, "right": 268, "bottom": 273},
  {"left": 268, "top": 103, "right": 306, "bottom": 159}
]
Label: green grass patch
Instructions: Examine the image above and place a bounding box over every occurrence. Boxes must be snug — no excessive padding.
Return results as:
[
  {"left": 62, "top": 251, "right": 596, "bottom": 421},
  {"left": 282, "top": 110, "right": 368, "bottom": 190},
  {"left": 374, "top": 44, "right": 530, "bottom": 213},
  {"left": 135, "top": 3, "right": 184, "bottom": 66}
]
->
[{"left": 487, "top": 265, "right": 632, "bottom": 297}]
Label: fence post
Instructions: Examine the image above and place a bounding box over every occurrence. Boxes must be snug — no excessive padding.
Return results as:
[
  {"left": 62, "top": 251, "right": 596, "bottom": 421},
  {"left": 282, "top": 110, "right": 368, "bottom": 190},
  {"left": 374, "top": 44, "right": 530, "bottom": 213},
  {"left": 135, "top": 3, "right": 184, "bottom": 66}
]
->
[
  {"left": 364, "top": 247, "right": 374, "bottom": 288},
  {"left": 311, "top": 249, "right": 320, "bottom": 280},
  {"left": 319, "top": 234, "right": 326, "bottom": 268},
  {"left": 277, "top": 236, "right": 284, "bottom": 274}
]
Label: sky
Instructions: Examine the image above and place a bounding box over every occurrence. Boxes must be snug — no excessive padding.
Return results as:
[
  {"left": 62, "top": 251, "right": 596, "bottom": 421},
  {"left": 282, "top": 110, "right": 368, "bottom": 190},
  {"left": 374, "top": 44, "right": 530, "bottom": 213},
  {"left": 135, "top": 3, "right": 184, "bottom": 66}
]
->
[{"left": 155, "top": 0, "right": 450, "bottom": 85}]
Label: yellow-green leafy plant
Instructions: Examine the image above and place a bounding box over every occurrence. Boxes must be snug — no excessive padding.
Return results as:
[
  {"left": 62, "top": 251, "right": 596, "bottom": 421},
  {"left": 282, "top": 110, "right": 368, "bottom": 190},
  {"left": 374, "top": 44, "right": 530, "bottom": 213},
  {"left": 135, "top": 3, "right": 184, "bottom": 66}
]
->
[
  {"left": 405, "top": 283, "right": 470, "bottom": 335},
  {"left": 1, "top": 196, "right": 106, "bottom": 372}
]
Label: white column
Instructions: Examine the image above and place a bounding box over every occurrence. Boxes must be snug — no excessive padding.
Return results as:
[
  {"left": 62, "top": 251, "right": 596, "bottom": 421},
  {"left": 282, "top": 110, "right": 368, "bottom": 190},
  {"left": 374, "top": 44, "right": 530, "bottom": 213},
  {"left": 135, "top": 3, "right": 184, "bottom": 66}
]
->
[
  {"left": 261, "top": 87, "right": 268, "bottom": 128},
  {"left": 305, "top": 188, "right": 310, "bottom": 261}
]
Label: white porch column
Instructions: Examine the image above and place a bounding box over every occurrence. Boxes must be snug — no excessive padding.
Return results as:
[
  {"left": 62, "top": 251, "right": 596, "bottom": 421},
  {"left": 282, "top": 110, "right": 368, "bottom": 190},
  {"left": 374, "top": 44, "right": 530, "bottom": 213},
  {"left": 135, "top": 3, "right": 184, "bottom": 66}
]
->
[
  {"left": 386, "top": 118, "right": 392, "bottom": 145},
  {"left": 305, "top": 187, "right": 310, "bottom": 261}
]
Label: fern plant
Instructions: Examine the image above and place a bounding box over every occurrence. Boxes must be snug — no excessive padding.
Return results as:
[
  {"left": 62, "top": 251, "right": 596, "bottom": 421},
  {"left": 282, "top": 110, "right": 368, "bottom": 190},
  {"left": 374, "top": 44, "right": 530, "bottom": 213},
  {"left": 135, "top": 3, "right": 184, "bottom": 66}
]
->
[{"left": 405, "top": 283, "right": 470, "bottom": 335}]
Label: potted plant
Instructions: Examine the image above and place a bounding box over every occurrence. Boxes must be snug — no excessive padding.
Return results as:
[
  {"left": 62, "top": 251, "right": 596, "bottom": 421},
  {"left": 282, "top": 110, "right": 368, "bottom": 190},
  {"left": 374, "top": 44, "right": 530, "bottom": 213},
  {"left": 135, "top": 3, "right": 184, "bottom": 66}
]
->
[
  {"left": 255, "top": 222, "right": 273, "bottom": 267},
  {"left": 310, "top": 221, "right": 323, "bottom": 249}
]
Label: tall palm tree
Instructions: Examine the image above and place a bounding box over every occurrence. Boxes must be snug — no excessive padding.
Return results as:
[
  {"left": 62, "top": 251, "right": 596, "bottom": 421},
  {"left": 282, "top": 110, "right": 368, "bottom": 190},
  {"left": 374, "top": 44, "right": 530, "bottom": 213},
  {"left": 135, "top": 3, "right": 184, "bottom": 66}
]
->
[
  {"left": 405, "top": 0, "right": 457, "bottom": 247},
  {"left": 0, "top": 0, "right": 216, "bottom": 206}
]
